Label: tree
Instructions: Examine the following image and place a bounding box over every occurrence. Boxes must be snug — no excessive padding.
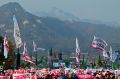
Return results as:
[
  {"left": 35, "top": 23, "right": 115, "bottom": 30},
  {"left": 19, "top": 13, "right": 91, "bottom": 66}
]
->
[
  {"left": 0, "top": 36, "right": 4, "bottom": 60},
  {"left": 96, "top": 55, "right": 103, "bottom": 67},
  {"left": 37, "top": 56, "right": 48, "bottom": 68},
  {"left": 0, "top": 36, "right": 15, "bottom": 69}
]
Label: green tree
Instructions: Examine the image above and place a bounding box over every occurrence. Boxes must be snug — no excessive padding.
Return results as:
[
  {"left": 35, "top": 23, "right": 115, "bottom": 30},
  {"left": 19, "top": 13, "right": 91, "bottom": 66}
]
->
[
  {"left": 96, "top": 55, "right": 103, "bottom": 67},
  {"left": 42, "top": 56, "right": 48, "bottom": 63}
]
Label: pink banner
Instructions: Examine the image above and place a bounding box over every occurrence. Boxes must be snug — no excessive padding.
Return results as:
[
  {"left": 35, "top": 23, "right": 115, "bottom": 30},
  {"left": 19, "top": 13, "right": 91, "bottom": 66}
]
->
[
  {"left": 13, "top": 73, "right": 31, "bottom": 79},
  {"left": 78, "top": 74, "right": 92, "bottom": 79},
  {"left": 0, "top": 76, "right": 10, "bottom": 79}
]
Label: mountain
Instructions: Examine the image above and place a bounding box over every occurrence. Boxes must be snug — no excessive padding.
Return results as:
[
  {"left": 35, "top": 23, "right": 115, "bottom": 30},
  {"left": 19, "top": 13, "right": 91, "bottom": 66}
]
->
[
  {"left": 81, "top": 19, "right": 120, "bottom": 27},
  {"left": 0, "top": 2, "right": 120, "bottom": 57},
  {"left": 35, "top": 8, "right": 120, "bottom": 27},
  {"left": 35, "top": 7, "right": 80, "bottom": 22}
]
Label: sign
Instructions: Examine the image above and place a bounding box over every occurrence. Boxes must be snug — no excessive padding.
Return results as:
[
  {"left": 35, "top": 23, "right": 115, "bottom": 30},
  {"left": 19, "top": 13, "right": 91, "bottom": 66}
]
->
[
  {"left": 53, "top": 62, "right": 65, "bottom": 67},
  {"left": 53, "top": 63, "right": 59, "bottom": 67},
  {"left": 78, "top": 74, "right": 92, "bottom": 79},
  {"left": 13, "top": 73, "right": 31, "bottom": 79},
  {"left": 0, "top": 65, "right": 4, "bottom": 71}
]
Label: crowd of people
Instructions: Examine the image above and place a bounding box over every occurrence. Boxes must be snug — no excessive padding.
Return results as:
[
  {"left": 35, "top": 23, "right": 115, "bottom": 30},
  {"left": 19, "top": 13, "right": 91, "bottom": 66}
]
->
[
  {"left": 0, "top": 67, "right": 119, "bottom": 79},
  {"left": 35, "top": 69, "right": 118, "bottom": 79}
]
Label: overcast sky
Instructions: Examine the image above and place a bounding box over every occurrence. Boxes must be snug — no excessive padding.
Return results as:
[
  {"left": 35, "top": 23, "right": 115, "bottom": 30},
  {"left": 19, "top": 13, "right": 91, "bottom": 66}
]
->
[{"left": 0, "top": 0, "right": 120, "bottom": 23}]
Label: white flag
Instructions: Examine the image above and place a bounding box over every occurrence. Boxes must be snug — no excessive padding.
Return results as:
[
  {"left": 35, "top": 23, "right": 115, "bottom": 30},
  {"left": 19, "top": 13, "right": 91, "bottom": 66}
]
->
[
  {"left": 4, "top": 34, "right": 9, "bottom": 59},
  {"left": 33, "top": 40, "right": 37, "bottom": 52},
  {"left": 33, "top": 41, "right": 45, "bottom": 52},
  {"left": 109, "top": 46, "right": 112, "bottom": 60},
  {"left": 76, "top": 37, "right": 80, "bottom": 63},
  {"left": 103, "top": 49, "right": 109, "bottom": 58},
  {"left": 13, "top": 15, "right": 23, "bottom": 48}
]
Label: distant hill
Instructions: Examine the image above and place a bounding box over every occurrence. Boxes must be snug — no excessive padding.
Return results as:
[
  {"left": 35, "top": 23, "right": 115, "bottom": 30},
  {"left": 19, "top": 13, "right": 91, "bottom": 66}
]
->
[
  {"left": 36, "top": 7, "right": 80, "bottom": 22},
  {"left": 0, "top": 2, "right": 120, "bottom": 57}
]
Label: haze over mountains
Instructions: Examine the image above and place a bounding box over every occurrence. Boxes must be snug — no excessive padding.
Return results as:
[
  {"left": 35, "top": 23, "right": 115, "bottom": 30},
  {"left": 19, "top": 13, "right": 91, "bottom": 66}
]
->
[
  {"left": 36, "top": 7, "right": 120, "bottom": 27},
  {"left": 0, "top": 2, "right": 120, "bottom": 56}
]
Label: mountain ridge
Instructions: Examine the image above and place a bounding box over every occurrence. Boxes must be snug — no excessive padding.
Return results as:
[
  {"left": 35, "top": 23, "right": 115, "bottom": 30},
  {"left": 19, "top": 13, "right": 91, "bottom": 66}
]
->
[{"left": 0, "top": 2, "right": 120, "bottom": 56}]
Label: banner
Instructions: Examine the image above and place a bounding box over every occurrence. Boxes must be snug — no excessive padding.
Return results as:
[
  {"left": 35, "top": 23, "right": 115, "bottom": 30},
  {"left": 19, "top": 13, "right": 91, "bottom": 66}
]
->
[
  {"left": 78, "top": 74, "right": 92, "bottom": 79},
  {"left": 13, "top": 73, "right": 31, "bottom": 79},
  {"left": 0, "top": 76, "right": 10, "bottom": 79},
  {"left": 53, "top": 62, "right": 65, "bottom": 67}
]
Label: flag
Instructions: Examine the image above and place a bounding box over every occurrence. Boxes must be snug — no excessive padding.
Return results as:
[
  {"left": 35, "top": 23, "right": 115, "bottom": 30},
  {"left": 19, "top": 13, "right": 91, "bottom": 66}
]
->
[
  {"left": 33, "top": 41, "right": 45, "bottom": 52},
  {"left": 22, "top": 43, "right": 34, "bottom": 64},
  {"left": 33, "top": 40, "right": 37, "bottom": 52},
  {"left": 4, "top": 34, "right": 9, "bottom": 59},
  {"left": 109, "top": 46, "right": 112, "bottom": 60},
  {"left": 110, "top": 52, "right": 119, "bottom": 62},
  {"left": 109, "top": 46, "right": 117, "bottom": 62},
  {"left": 102, "top": 49, "right": 109, "bottom": 58},
  {"left": 76, "top": 37, "right": 80, "bottom": 63},
  {"left": 13, "top": 15, "right": 23, "bottom": 48},
  {"left": 91, "top": 36, "right": 107, "bottom": 51}
]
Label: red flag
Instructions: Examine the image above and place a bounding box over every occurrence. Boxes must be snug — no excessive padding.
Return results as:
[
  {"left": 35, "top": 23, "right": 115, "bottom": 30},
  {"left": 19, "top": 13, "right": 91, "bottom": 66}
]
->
[{"left": 22, "top": 43, "right": 34, "bottom": 64}]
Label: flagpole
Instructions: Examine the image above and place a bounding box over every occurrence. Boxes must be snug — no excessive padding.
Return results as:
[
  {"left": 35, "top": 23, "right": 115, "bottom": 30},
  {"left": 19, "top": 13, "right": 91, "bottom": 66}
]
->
[
  {"left": 82, "top": 55, "right": 85, "bottom": 68},
  {"left": 35, "top": 51, "right": 37, "bottom": 65},
  {"left": 16, "top": 48, "right": 20, "bottom": 69},
  {"left": 58, "top": 53, "right": 62, "bottom": 68},
  {"left": 13, "top": 15, "right": 22, "bottom": 69}
]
